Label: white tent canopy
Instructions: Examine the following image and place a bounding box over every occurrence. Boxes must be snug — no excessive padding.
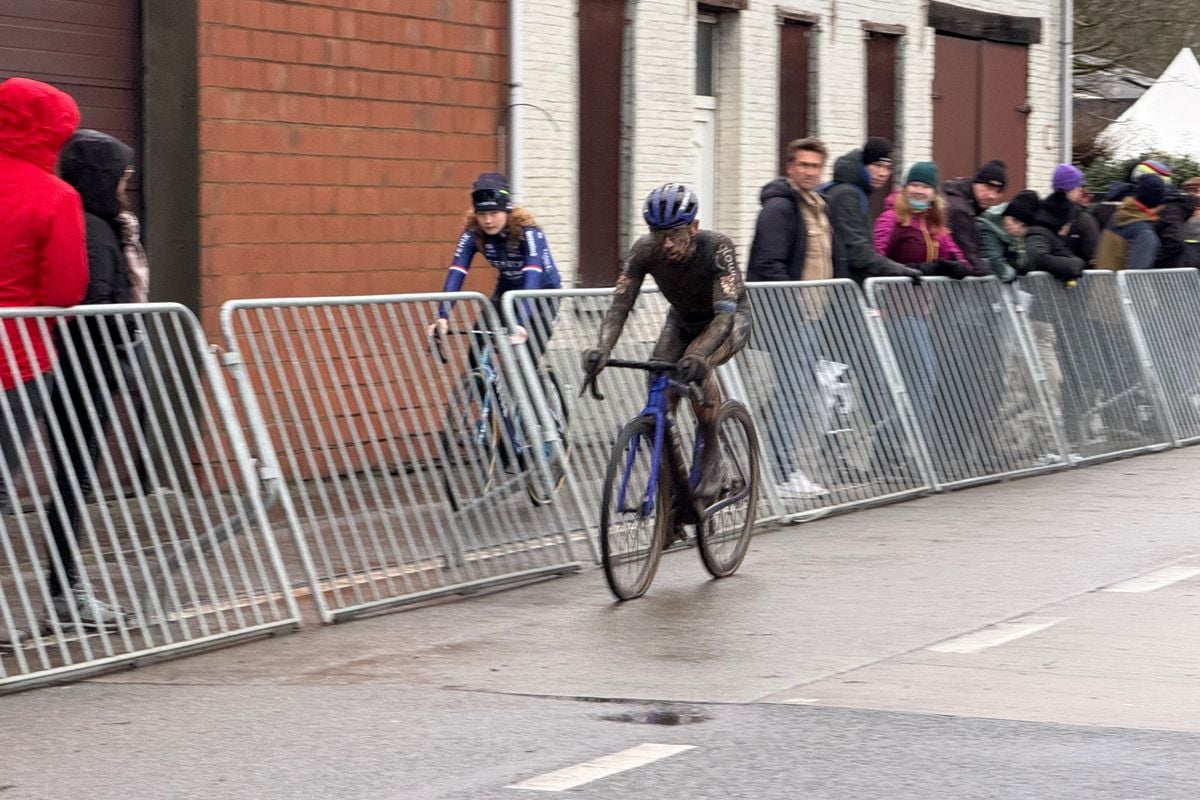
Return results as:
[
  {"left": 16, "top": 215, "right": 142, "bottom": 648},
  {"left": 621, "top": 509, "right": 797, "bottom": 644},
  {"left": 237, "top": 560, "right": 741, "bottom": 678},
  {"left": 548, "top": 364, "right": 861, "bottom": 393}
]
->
[{"left": 1099, "top": 48, "right": 1200, "bottom": 161}]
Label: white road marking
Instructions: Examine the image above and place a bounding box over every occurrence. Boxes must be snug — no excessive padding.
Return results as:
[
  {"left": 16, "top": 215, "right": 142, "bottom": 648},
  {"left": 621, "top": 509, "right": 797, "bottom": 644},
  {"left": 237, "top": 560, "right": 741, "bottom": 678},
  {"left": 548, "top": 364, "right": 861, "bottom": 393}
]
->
[
  {"left": 506, "top": 743, "right": 696, "bottom": 792},
  {"left": 1102, "top": 566, "right": 1200, "bottom": 593},
  {"left": 928, "top": 616, "right": 1068, "bottom": 654},
  {"left": 780, "top": 697, "right": 821, "bottom": 704}
]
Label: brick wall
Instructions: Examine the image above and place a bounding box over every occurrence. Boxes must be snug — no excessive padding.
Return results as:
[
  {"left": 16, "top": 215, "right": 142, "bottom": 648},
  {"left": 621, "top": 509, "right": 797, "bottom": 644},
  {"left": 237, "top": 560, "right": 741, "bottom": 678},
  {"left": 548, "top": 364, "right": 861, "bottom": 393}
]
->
[
  {"left": 195, "top": 0, "right": 509, "bottom": 332},
  {"left": 518, "top": 0, "right": 1062, "bottom": 268}
]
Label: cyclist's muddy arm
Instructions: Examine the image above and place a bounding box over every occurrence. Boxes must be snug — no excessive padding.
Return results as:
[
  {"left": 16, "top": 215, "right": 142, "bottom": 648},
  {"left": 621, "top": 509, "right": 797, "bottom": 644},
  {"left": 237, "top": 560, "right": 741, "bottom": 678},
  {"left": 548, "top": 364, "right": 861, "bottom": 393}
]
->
[{"left": 595, "top": 248, "right": 649, "bottom": 355}]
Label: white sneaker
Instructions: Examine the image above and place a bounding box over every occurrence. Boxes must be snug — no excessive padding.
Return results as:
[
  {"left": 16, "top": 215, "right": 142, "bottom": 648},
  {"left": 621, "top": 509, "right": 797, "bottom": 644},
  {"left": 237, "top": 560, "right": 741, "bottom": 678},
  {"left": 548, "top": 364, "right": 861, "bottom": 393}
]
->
[
  {"left": 51, "top": 586, "right": 125, "bottom": 629},
  {"left": 775, "top": 471, "right": 829, "bottom": 499}
]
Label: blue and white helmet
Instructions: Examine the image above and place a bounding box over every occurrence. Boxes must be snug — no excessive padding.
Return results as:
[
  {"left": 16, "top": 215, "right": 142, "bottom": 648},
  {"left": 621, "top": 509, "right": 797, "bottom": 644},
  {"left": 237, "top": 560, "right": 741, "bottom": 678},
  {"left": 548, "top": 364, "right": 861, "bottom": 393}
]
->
[{"left": 643, "top": 183, "right": 698, "bottom": 230}]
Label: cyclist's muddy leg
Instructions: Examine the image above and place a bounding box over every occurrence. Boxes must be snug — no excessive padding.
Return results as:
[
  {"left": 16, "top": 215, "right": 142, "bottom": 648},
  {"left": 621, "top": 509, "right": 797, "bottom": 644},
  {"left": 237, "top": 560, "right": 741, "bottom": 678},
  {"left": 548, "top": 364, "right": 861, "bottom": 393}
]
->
[{"left": 692, "top": 372, "right": 725, "bottom": 505}]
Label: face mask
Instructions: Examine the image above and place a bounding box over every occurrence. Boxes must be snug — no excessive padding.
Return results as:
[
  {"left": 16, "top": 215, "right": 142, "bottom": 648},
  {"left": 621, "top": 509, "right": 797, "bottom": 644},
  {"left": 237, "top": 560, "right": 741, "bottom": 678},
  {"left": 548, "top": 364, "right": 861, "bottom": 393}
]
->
[{"left": 908, "top": 197, "right": 931, "bottom": 212}]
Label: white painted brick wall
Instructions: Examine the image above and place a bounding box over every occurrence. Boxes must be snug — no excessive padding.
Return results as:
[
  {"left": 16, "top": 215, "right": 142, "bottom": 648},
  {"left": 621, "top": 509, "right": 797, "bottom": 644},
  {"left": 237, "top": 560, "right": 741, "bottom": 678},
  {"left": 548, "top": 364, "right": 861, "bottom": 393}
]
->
[
  {"left": 511, "top": 0, "right": 578, "bottom": 282},
  {"left": 518, "top": 0, "right": 1062, "bottom": 284}
]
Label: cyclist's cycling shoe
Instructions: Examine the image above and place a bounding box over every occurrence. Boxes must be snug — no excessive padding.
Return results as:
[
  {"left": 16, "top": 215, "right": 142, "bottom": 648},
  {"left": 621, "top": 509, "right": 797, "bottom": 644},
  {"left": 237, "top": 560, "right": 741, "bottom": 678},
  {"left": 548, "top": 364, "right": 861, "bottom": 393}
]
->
[
  {"left": 693, "top": 449, "right": 726, "bottom": 507},
  {"left": 661, "top": 522, "right": 691, "bottom": 551},
  {"left": 672, "top": 494, "right": 702, "bottom": 526}
]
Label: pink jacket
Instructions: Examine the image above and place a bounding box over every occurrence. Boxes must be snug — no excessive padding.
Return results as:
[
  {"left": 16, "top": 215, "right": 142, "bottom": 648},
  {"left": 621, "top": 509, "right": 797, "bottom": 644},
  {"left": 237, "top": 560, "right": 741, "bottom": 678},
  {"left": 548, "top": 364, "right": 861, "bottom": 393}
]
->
[{"left": 873, "top": 192, "right": 964, "bottom": 266}]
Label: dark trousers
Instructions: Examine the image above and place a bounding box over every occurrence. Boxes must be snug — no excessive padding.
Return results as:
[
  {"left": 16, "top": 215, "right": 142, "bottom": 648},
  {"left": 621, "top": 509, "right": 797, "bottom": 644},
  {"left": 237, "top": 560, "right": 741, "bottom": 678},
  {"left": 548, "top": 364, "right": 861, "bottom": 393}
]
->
[{"left": 44, "top": 323, "right": 142, "bottom": 596}]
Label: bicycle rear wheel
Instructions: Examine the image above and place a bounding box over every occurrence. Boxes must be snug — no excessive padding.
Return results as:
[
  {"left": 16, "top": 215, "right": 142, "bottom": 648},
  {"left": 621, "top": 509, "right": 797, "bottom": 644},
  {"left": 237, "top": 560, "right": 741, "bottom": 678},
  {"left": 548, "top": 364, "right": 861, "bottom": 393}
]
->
[
  {"left": 440, "top": 370, "right": 499, "bottom": 512},
  {"left": 526, "top": 365, "right": 572, "bottom": 505},
  {"left": 600, "top": 415, "right": 668, "bottom": 600},
  {"left": 698, "top": 400, "right": 759, "bottom": 578}
]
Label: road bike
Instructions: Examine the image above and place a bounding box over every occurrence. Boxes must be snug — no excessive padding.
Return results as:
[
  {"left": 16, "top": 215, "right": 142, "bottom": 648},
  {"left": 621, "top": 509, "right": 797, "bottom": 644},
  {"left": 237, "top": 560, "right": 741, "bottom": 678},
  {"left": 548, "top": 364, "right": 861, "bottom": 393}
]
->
[{"left": 431, "top": 329, "right": 569, "bottom": 511}]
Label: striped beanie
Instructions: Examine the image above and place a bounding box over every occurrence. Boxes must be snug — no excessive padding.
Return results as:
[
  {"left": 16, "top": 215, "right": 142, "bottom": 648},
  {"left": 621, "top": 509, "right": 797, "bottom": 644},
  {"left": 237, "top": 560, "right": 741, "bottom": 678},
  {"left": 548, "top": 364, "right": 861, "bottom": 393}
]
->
[{"left": 1132, "top": 160, "right": 1173, "bottom": 184}]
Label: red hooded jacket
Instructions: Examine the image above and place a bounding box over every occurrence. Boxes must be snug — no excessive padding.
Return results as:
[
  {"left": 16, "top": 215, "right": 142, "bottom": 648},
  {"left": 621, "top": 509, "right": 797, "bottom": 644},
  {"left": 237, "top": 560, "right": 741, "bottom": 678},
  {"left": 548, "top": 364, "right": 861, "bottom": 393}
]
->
[{"left": 0, "top": 77, "right": 88, "bottom": 390}]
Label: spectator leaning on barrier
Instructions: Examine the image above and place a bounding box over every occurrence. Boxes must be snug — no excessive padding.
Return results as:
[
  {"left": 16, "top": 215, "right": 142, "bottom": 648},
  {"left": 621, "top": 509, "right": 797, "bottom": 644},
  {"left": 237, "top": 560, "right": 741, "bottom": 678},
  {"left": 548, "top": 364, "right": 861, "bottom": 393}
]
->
[
  {"left": 45, "top": 129, "right": 145, "bottom": 628},
  {"left": 748, "top": 137, "right": 844, "bottom": 282},
  {"left": 1094, "top": 174, "right": 1166, "bottom": 270},
  {"left": 1092, "top": 181, "right": 1136, "bottom": 232},
  {"left": 1131, "top": 161, "right": 1200, "bottom": 270},
  {"left": 0, "top": 77, "right": 88, "bottom": 650},
  {"left": 824, "top": 137, "right": 922, "bottom": 283},
  {"left": 870, "top": 162, "right": 967, "bottom": 442},
  {"left": 977, "top": 190, "right": 1039, "bottom": 283},
  {"left": 1020, "top": 192, "right": 1086, "bottom": 283},
  {"left": 748, "top": 137, "right": 840, "bottom": 499},
  {"left": 1182, "top": 177, "right": 1200, "bottom": 250},
  {"left": 1050, "top": 164, "right": 1100, "bottom": 266},
  {"left": 873, "top": 161, "right": 967, "bottom": 276},
  {"left": 942, "top": 159, "right": 1008, "bottom": 276}
]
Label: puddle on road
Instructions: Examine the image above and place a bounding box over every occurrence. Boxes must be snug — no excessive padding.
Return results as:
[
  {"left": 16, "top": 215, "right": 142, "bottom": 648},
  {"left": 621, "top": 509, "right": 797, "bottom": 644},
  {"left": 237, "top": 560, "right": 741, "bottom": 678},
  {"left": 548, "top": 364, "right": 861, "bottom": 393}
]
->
[{"left": 597, "top": 709, "right": 710, "bottom": 726}]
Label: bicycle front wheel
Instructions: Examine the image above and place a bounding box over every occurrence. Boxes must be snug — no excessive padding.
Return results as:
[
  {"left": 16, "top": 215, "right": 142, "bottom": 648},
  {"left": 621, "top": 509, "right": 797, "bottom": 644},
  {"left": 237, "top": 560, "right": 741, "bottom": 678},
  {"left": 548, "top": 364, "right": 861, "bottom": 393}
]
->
[
  {"left": 600, "top": 415, "right": 668, "bottom": 600},
  {"left": 698, "top": 400, "right": 760, "bottom": 578},
  {"left": 526, "top": 365, "right": 572, "bottom": 506},
  {"left": 441, "top": 370, "right": 499, "bottom": 512}
]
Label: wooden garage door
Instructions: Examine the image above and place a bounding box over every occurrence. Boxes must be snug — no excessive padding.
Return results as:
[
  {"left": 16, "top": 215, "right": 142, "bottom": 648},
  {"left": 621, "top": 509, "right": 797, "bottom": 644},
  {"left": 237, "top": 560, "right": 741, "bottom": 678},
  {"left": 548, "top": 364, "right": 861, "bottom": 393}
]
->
[
  {"left": 932, "top": 32, "right": 1028, "bottom": 194},
  {"left": 0, "top": 1, "right": 139, "bottom": 149}
]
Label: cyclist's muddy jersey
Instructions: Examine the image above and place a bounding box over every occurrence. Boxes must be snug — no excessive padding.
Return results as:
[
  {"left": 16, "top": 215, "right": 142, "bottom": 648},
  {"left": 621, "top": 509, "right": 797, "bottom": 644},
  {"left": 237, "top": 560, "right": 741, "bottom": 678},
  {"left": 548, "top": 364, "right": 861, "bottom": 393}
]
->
[
  {"left": 441, "top": 226, "right": 562, "bottom": 299},
  {"left": 597, "top": 230, "right": 751, "bottom": 359}
]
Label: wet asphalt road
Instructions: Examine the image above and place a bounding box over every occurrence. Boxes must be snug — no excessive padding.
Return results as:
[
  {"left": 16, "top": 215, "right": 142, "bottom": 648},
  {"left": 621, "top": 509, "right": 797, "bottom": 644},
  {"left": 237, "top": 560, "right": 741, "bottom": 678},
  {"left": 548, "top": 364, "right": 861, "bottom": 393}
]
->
[{"left": 3, "top": 447, "right": 1200, "bottom": 798}]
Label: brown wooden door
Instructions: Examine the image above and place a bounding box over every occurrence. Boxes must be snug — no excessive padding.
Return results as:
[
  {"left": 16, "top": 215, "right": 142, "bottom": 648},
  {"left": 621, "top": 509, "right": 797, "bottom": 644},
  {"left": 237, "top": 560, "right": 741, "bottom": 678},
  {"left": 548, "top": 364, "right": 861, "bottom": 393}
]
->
[
  {"left": 578, "top": 0, "right": 626, "bottom": 288},
  {"left": 978, "top": 40, "right": 1028, "bottom": 198},
  {"left": 778, "top": 20, "right": 811, "bottom": 173},
  {"left": 932, "top": 34, "right": 982, "bottom": 184},
  {"left": 0, "top": 1, "right": 140, "bottom": 150},
  {"left": 933, "top": 33, "right": 1028, "bottom": 195},
  {"left": 866, "top": 31, "right": 899, "bottom": 217}
]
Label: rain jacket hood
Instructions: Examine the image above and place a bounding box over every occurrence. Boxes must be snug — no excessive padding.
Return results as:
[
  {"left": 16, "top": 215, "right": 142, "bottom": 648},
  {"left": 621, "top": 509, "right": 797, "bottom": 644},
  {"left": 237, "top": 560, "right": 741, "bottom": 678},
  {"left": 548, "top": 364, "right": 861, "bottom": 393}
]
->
[
  {"left": 58, "top": 129, "right": 134, "bottom": 222},
  {"left": 0, "top": 77, "right": 81, "bottom": 172},
  {"left": 831, "top": 149, "right": 872, "bottom": 193}
]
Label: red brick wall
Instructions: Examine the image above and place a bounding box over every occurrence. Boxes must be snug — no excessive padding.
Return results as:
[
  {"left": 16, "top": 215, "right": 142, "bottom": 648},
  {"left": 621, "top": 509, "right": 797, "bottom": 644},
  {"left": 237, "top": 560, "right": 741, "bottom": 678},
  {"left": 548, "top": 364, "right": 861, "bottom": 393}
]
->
[{"left": 196, "top": 0, "right": 509, "bottom": 333}]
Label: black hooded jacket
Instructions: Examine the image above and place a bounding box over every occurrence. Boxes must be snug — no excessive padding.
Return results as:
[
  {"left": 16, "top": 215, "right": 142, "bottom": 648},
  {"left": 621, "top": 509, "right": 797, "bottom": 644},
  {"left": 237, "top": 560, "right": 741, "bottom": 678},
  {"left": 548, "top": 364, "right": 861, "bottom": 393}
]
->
[
  {"left": 1153, "top": 189, "right": 1199, "bottom": 268},
  {"left": 942, "top": 178, "right": 991, "bottom": 276},
  {"left": 1022, "top": 201, "right": 1085, "bottom": 282},
  {"left": 748, "top": 178, "right": 846, "bottom": 281},
  {"left": 57, "top": 129, "right": 134, "bottom": 305},
  {"left": 824, "top": 149, "right": 905, "bottom": 283}
]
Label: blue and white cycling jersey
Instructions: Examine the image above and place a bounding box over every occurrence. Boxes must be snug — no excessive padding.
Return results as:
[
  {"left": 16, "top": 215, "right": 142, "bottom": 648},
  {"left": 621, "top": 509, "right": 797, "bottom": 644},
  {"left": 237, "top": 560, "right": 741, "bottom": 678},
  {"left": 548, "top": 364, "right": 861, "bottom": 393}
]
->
[{"left": 438, "top": 226, "right": 562, "bottom": 318}]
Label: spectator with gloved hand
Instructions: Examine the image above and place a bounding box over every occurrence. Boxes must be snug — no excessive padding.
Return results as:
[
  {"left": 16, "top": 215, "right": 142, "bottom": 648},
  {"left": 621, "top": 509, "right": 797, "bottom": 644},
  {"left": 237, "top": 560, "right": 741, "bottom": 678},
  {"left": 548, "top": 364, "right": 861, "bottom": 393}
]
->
[
  {"left": 873, "top": 161, "right": 968, "bottom": 277},
  {"left": 824, "top": 137, "right": 922, "bottom": 283},
  {"left": 943, "top": 159, "right": 1008, "bottom": 276},
  {"left": 977, "top": 190, "right": 1039, "bottom": 282},
  {"left": 1021, "top": 192, "right": 1086, "bottom": 283}
]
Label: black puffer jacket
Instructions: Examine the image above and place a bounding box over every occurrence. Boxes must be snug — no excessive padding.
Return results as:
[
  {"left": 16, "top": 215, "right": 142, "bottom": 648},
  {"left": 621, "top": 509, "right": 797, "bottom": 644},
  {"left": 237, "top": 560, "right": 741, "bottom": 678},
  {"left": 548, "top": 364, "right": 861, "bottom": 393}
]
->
[
  {"left": 824, "top": 150, "right": 905, "bottom": 283},
  {"left": 57, "top": 129, "right": 134, "bottom": 305},
  {"left": 748, "top": 178, "right": 847, "bottom": 281}
]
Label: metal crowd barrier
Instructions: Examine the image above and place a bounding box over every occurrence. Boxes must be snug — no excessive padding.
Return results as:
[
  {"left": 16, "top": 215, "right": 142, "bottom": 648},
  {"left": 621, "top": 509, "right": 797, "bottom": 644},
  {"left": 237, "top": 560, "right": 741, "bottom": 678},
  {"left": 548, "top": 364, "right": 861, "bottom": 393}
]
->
[
  {"left": 737, "top": 280, "right": 932, "bottom": 521},
  {"left": 0, "top": 304, "right": 300, "bottom": 694},
  {"left": 865, "top": 276, "right": 1066, "bottom": 489},
  {"left": 220, "top": 292, "right": 580, "bottom": 624},
  {"left": 1117, "top": 268, "right": 1200, "bottom": 445},
  {"left": 1017, "top": 271, "right": 1172, "bottom": 462}
]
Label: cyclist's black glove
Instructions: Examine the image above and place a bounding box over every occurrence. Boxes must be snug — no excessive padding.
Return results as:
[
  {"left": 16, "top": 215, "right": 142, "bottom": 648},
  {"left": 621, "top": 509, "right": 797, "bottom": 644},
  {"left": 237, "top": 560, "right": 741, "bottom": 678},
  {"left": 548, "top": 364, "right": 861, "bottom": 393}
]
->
[
  {"left": 581, "top": 348, "right": 607, "bottom": 376},
  {"left": 895, "top": 265, "right": 925, "bottom": 284},
  {"left": 676, "top": 354, "right": 708, "bottom": 384}
]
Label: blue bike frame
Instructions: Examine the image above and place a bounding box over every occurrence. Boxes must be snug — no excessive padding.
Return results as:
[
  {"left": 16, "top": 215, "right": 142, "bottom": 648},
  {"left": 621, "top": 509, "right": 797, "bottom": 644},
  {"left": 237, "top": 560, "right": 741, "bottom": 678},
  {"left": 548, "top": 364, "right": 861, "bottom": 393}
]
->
[{"left": 616, "top": 374, "right": 706, "bottom": 518}]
